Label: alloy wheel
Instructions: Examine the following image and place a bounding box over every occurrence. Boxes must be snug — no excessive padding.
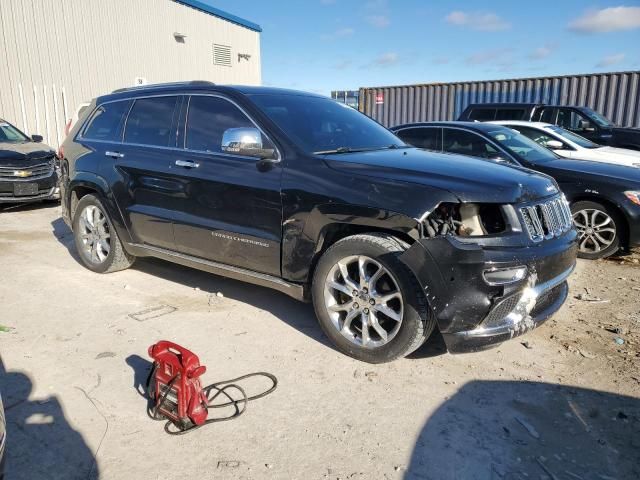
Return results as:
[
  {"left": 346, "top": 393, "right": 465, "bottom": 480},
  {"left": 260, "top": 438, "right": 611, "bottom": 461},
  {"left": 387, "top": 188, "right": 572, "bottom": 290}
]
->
[
  {"left": 78, "top": 205, "right": 111, "bottom": 263},
  {"left": 572, "top": 208, "right": 616, "bottom": 254},
  {"left": 323, "top": 255, "right": 404, "bottom": 348}
]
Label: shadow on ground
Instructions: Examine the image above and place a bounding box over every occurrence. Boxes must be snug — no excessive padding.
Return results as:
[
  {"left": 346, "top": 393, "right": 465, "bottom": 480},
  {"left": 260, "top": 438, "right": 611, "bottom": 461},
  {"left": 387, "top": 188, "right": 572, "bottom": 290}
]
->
[
  {"left": 0, "top": 357, "right": 97, "bottom": 480},
  {"left": 405, "top": 380, "right": 640, "bottom": 480},
  {"left": 49, "top": 216, "right": 448, "bottom": 358}
]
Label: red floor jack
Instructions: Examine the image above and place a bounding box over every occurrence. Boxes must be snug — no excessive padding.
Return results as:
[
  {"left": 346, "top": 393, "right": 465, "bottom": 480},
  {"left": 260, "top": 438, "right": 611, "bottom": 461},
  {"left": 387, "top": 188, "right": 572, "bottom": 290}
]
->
[{"left": 147, "top": 341, "right": 277, "bottom": 435}]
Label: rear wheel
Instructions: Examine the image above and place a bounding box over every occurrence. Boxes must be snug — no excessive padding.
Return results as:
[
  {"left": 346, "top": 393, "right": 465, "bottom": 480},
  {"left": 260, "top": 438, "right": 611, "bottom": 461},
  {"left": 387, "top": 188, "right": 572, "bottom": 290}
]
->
[
  {"left": 72, "top": 194, "right": 135, "bottom": 273},
  {"left": 312, "top": 233, "right": 435, "bottom": 363},
  {"left": 570, "top": 200, "right": 621, "bottom": 259}
]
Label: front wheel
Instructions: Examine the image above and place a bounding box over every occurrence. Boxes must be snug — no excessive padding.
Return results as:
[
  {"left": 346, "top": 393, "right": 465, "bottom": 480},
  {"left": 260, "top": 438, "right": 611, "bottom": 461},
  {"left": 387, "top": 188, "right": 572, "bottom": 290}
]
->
[
  {"left": 311, "top": 233, "right": 435, "bottom": 363},
  {"left": 571, "top": 200, "right": 621, "bottom": 260},
  {"left": 72, "top": 194, "right": 135, "bottom": 273}
]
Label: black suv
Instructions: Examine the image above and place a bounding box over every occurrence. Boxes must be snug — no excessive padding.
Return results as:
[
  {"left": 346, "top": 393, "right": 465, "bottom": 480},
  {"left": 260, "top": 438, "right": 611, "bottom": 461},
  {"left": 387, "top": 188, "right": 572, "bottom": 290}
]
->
[
  {"left": 0, "top": 119, "right": 59, "bottom": 204},
  {"left": 60, "top": 82, "right": 577, "bottom": 363},
  {"left": 458, "top": 103, "right": 640, "bottom": 150}
]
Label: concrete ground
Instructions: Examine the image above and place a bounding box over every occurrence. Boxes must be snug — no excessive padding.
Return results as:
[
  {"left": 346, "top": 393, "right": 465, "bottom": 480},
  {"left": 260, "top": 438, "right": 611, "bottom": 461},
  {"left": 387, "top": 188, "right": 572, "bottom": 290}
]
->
[{"left": 1, "top": 202, "right": 639, "bottom": 480}]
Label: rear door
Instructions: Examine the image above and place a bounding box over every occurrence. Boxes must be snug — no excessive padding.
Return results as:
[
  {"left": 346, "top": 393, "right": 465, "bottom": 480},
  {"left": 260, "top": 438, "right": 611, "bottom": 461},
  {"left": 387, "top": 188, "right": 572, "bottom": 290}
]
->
[
  {"left": 171, "top": 94, "right": 283, "bottom": 276},
  {"left": 108, "top": 95, "right": 183, "bottom": 250}
]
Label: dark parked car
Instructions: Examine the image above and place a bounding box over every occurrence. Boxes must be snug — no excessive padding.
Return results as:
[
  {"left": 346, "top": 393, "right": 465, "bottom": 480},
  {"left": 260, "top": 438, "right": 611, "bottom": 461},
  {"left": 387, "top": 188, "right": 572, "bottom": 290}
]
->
[
  {"left": 458, "top": 103, "right": 640, "bottom": 151},
  {"left": 0, "top": 119, "right": 59, "bottom": 204},
  {"left": 59, "top": 82, "right": 577, "bottom": 362},
  {"left": 392, "top": 122, "right": 640, "bottom": 259}
]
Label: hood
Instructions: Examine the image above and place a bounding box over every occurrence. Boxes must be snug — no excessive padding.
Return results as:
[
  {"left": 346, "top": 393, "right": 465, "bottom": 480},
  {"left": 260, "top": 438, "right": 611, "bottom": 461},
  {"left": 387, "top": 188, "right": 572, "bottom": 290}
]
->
[
  {"left": 587, "top": 146, "right": 640, "bottom": 167},
  {"left": 0, "top": 141, "right": 55, "bottom": 167},
  {"left": 612, "top": 126, "right": 640, "bottom": 134},
  {"left": 323, "top": 148, "right": 559, "bottom": 204},
  {"left": 542, "top": 157, "right": 640, "bottom": 186}
]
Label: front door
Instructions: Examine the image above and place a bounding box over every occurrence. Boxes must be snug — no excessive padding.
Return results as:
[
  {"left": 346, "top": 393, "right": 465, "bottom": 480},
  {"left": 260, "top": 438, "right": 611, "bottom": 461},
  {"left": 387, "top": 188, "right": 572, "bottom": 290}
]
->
[{"left": 171, "top": 94, "right": 283, "bottom": 276}]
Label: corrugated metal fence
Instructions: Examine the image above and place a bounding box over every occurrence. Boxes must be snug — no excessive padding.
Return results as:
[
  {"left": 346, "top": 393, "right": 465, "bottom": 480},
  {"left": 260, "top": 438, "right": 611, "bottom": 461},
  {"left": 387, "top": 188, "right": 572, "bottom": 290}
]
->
[{"left": 359, "top": 71, "right": 640, "bottom": 128}]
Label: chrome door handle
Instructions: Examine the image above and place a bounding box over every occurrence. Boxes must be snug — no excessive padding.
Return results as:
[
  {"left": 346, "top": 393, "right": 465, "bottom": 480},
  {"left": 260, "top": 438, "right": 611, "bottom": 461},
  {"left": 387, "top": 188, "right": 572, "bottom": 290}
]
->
[
  {"left": 105, "top": 151, "right": 124, "bottom": 158},
  {"left": 175, "top": 160, "right": 199, "bottom": 168}
]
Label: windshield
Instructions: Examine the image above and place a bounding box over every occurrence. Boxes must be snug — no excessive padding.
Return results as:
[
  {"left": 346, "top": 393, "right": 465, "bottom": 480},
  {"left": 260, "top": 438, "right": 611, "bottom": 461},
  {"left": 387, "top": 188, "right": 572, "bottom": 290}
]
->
[
  {"left": 0, "top": 121, "right": 30, "bottom": 143},
  {"left": 547, "top": 125, "right": 600, "bottom": 149},
  {"left": 488, "top": 128, "right": 557, "bottom": 163},
  {"left": 249, "top": 94, "right": 406, "bottom": 154},
  {"left": 581, "top": 107, "right": 613, "bottom": 127}
]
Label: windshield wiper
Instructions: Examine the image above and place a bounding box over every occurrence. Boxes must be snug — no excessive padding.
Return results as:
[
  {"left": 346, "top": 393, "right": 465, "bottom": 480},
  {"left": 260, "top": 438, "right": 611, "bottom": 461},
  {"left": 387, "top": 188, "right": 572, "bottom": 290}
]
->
[{"left": 314, "top": 146, "right": 354, "bottom": 155}]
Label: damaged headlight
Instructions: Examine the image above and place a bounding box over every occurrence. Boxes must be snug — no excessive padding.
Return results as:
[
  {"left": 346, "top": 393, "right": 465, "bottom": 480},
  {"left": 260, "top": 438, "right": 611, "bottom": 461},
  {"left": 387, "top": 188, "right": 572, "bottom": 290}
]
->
[{"left": 419, "top": 202, "right": 514, "bottom": 238}]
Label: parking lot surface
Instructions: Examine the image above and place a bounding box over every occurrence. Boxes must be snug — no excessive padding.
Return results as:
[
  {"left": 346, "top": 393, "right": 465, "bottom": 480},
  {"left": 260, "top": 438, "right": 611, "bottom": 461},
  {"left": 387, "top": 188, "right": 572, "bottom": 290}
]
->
[{"left": 1, "top": 203, "right": 639, "bottom": 480}]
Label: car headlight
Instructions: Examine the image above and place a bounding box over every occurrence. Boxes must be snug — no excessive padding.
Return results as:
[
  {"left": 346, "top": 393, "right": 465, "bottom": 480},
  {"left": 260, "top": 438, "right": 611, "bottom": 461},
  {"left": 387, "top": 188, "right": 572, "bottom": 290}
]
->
[{"left": 624, "top": 191, "right": 640, "bottom": 206}]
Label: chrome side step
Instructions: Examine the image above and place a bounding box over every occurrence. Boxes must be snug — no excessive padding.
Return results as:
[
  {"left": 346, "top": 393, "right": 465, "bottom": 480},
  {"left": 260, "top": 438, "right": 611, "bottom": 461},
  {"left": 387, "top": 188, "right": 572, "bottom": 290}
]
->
[{"left": 128, "top": 243, "right": 306, "bottom": 301}]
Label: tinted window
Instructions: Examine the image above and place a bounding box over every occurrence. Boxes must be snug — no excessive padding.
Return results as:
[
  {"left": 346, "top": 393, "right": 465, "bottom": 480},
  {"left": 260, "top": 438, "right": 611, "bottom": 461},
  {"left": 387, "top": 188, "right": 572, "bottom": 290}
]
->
[
  {"left": 581, "top": 107, "right": 613, "bottom": 127},
  {"left": 556, "top": 108, "right": 590, "bottom": 131},
  {"left": 124, "top": 96, "right": 179, "bottom": 147},
  {"left": 547, "top": 126, "right": 600, "bottom": 149},
  {"left": 186, "top": 96, "right": 270, "bottom": 154},
  {"left": 495, "top": 108, "right": 525, "bottom": 120},
  {"left": 249, "top": 94, "right": 404, "bottom": 154},
  {"left": 442, "top": 128, "right": 501, "bottom": 159},
  {"left": 468, "top": 108, "right": 496, "bottom": 121},
  {"left": 539, "top": 107, "right": 556, "bottom": 123},
  {"left": 82, "top": 101, "right": 130, "bottom": 141},
  {"left": 396, "top": 127, "right": 441, "bottom": 151}
]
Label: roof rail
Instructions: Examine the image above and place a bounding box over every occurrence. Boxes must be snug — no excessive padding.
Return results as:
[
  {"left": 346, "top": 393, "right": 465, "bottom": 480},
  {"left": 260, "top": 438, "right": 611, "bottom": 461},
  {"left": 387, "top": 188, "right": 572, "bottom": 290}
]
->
[{"left": 111, "top": 80, "right": 215, "bottom": 94}]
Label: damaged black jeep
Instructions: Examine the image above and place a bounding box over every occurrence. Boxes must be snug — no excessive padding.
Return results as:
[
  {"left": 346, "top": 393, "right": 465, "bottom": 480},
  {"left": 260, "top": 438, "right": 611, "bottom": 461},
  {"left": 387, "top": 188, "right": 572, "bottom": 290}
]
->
[{"left": 59, "top": 83, "right": 577, "bottom": 363}]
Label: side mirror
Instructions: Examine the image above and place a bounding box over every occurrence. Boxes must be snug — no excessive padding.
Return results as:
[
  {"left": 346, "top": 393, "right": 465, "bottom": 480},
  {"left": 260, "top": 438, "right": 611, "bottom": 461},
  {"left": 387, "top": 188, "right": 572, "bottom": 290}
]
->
[
  {"left": 31, "top": 134, "right": 43, "bottom": 143},
  {"left": 545, "top": 140, "right": 564, "bottom": 150},
  {"left": 221, "top": 127, "right": 277, "bottom": 161},
  {"left": 578, "top": 120, "right": 594, "bottom": 131}
]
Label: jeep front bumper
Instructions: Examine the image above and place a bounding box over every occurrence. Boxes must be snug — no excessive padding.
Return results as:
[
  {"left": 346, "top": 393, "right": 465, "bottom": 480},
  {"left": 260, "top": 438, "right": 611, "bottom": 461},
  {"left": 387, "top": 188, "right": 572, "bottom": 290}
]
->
[{"left": 399, "top": 231, "right": 577, "bottom": 353}]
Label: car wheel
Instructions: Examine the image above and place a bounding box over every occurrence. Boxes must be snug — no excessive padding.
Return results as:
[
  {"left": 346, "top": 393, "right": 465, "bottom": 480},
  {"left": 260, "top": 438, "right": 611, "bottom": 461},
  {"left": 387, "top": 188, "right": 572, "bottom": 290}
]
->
[
  {"left": 571, "top": 200, "right": 621, "bottom": 260},
  {"left": 312, "top": 233, "right": 435, "bottom": 363},
  {"left": 72, "top": 194, "right": 135, "bottom": 273}
]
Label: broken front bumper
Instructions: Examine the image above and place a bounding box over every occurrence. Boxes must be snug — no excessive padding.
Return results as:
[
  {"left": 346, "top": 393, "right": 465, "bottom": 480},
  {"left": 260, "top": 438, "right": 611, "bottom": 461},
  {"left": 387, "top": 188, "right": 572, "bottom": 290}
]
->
[{"left": 399, "top": 231, "right": 577, "bottom": 353}]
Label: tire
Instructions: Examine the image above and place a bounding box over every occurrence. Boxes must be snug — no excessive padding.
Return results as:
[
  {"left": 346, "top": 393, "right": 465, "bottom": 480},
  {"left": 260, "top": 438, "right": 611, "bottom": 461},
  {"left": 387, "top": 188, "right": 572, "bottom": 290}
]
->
[
  {"left": 311, "top": 233, "right": 435, "bottom": 363},
  {"left": 72, "top": 194, "right": 135, "bottom": 273},
  {"left": 570, "top": 200, "right": 621, "bottom": 260}
]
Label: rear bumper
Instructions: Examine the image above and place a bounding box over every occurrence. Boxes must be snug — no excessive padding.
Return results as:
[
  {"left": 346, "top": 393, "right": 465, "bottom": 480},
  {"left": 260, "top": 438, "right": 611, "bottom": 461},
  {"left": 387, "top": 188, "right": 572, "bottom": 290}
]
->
[{"left": 399, "top": 231, "right": 577, "bottom": 353}]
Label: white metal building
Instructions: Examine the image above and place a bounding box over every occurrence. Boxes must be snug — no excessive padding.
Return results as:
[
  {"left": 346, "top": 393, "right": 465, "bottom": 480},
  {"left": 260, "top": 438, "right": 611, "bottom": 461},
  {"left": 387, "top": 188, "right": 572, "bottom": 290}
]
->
[{"left": 0, "top": 0, "right": 262, "bottom": 149}]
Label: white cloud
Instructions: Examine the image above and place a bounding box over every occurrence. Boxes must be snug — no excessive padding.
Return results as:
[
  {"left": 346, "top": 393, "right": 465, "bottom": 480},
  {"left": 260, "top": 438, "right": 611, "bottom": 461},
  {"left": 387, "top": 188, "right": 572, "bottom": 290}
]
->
[
  {"left": 445, "top": 11, "right": 510, "bottom": 31},
  {"left": 595, "top": 53, "right": 626, "bottom": 68},
  {"left": 366, "top": 15, "right": 390, "bottom": 28},
  {"left": 528, "top": 45, "right": 554, "bottom": 60},
  {"left": 569, "top": 6, "right": 640, "bottom": 33},
  {"left": 374, "top": 52, "right": 398, "bottom": 66},
  {"left": 466, "top": 48, "right": 513, "bottom": 65},
  {"left": 333, "top": 59, "right": 353, "bottom": 70},
  {"left": 321, "top": 27, "right": 354, "bottom": 41}
]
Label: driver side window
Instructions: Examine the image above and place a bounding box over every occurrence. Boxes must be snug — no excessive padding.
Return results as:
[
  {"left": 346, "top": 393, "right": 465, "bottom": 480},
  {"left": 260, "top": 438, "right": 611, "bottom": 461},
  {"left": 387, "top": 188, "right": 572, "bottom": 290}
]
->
[{"left": 556, "top": 109, "right": 589, "bottom": 131}]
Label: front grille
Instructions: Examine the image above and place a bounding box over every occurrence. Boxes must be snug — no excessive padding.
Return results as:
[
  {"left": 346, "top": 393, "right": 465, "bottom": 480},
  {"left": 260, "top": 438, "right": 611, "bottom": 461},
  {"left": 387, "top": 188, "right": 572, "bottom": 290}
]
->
[
  {"left": 0, "top": 160, "right": 54, "bottom": 180},
  {"left": 520, "top": 195, "right": 572, "bottom": 242}
]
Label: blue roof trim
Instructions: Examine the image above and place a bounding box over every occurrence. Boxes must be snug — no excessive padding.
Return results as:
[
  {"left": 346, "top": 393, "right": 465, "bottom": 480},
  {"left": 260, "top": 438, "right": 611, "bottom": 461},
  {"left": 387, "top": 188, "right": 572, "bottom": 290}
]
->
[{"left": 173, "top": 0, "right": 262, "bottom": 32}]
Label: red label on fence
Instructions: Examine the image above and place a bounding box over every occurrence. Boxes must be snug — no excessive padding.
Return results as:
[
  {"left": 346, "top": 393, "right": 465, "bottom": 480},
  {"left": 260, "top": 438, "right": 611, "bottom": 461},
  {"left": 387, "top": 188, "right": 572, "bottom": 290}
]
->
[{"left": 375, "top": 93, "right": 384, "bottom": 105}]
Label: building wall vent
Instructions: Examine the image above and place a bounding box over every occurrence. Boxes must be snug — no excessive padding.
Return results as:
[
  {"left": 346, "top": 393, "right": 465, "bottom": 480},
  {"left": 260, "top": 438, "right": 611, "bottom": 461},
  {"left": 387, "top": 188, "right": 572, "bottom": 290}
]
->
[{"left": 213, "top": 44, "right": 232, "bottom": 67}]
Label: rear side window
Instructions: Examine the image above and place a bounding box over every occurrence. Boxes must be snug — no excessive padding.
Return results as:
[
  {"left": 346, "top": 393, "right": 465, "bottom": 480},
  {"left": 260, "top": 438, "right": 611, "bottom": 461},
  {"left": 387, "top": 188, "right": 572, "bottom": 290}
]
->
[
  {"left": 468, "top": 108, "right": 496, "bottom": 121},
  {"left": 396, "top": 127, "right": 441, "bottom": 151},
  {"left": 185, "top": 95, "right": 269, "bottom": 154},
  {"left": 495, "top": 108, "right": 525, "bottom": 120},
  {"left": 124, "top": 96, "right": 179, "bottom": 147},
  {"left": 82, "top": 101, "right": 130, "bottom": 141}
]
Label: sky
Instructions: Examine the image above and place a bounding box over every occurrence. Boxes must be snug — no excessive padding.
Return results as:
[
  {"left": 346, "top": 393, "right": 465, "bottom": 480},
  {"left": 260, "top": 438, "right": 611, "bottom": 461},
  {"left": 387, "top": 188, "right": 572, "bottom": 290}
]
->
[{"left": 210, "top": 0, "right": 640, "bottom": 95}]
